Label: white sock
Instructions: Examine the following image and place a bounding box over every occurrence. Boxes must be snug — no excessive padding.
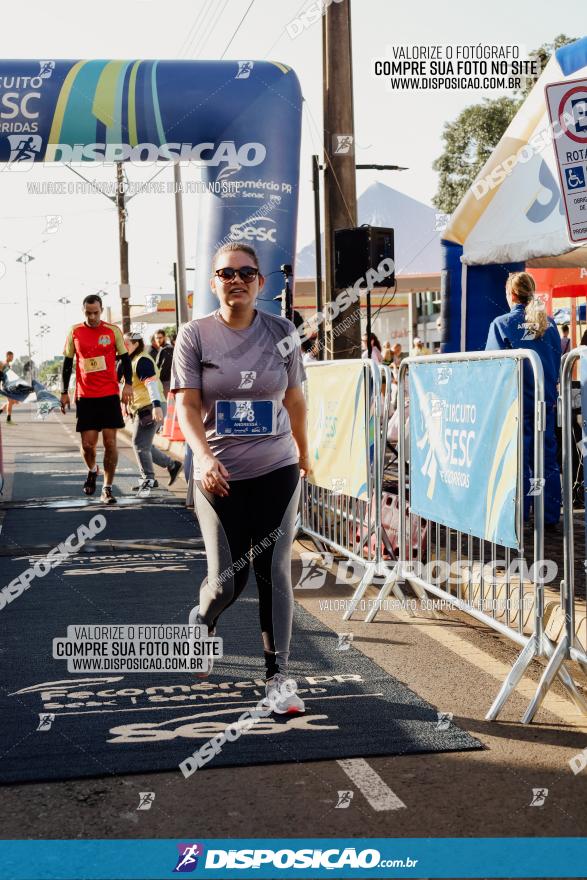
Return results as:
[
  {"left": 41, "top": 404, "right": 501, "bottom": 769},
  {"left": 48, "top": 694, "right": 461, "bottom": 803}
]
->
[{"left": 89, "top": 464, "right": 98, "bottom": 473}]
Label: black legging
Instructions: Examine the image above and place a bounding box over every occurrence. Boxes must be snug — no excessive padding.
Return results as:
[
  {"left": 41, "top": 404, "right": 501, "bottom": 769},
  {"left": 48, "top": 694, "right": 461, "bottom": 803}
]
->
[{"left": 194, "top": 463, "right": 300, "bottom": 678}]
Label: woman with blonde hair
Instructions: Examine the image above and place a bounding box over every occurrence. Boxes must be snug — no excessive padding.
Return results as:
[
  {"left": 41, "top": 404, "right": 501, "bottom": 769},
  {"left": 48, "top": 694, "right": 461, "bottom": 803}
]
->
[{"left": 485, "top": 271, "right": 562, "bottom": 526}]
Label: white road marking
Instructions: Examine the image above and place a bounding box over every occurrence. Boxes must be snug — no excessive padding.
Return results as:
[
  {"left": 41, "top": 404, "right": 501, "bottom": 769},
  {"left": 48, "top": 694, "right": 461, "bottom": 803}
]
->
[{"left": 337, "top": 758, "right": 406, "bottom": 811}]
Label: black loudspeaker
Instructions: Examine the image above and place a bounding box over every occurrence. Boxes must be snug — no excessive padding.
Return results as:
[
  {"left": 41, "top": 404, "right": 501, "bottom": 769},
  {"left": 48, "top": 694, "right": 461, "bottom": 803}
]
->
[{"left": 334, "top": 225, "right": 394, "bottom": 289}]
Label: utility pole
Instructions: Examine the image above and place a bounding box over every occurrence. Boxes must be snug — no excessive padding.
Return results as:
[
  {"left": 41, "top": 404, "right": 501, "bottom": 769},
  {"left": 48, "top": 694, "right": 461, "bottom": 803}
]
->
[
  {"left": 312, "top": 155, "right": 325, "bottom": 358},
  {"left": 115, "top": 162, "right": 131, "bottom": 333},
  {"left": 322, "top": 0, "right": 359, "bottom": 360},
  {"left": 173, "top": 162, "right": 190, "bottom": 326}
]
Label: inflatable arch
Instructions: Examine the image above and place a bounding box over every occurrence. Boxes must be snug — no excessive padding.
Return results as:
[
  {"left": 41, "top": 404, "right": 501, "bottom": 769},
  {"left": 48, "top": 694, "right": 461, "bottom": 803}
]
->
[
  {"left": 441, "top": 37, "right": 587, "bottom": 352},
  {"left": 0, "top": 59, "right": 302, "bottom": 317}
]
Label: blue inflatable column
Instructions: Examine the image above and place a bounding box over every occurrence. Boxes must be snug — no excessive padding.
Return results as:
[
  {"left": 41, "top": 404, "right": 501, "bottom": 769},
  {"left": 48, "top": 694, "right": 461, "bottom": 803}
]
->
[{"left": 440, "top": 240, "right": 524, "bottom": 351}]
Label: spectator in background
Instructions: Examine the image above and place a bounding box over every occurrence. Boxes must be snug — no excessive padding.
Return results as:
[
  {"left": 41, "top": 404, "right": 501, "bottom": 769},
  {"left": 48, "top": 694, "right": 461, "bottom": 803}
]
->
[
  {"left": 560, "top": 324, "right": 571, "bottom": 355},
  {"left": 301, "top": 335, "right": 320, "bottom": 365},
  {"left": 123, "top": 331, "right": 181, "bottom": 497},
  {"left": 0, "top": 351, "right": 17, "bottom": 423},
  {"left": 148, "top": 333, "right": 159, "bottom": 360},
  {"left": 169, "top": 329, "right": 177, "bottom": 347},
  {"left": 411, "top": 337, "right": 430, "bottom": 357},
  {"left": 155, "top": 328, "right": 174, "bottom": 398},
  {"left": 361, "top": 333, "right": 383, "bottom": 364},
  {"left": 381, "top": 341, "right": 393, "bottom": 365}
]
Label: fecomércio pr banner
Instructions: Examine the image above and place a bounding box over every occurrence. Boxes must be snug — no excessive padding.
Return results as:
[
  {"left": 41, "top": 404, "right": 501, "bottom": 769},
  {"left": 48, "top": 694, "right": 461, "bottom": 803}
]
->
[{"left": 409, "top": 358, "right": 519, "bottom": 549}]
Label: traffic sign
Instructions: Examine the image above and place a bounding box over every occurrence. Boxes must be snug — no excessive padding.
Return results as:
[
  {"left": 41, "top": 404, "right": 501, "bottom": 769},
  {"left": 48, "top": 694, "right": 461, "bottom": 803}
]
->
[{"left": 545, "top": 78, "right": 587, "bottom": 243}]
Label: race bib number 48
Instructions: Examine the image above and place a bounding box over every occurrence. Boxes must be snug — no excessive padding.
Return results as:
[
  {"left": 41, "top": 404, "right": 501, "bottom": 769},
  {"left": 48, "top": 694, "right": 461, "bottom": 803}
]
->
[{"left": 215, "top": 400, "right": 275, "bottom": 436}]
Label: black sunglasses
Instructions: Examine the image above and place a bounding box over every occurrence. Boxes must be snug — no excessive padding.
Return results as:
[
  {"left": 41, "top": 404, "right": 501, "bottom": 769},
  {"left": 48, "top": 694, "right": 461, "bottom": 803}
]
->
[{"left": 214, "top": 266, "right": 259, "bottom": 283}]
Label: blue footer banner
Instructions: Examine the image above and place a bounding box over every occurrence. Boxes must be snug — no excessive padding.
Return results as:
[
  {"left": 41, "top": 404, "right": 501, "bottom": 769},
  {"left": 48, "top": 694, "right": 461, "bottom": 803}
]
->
[
  {"left": 409, "top": 358, "right": 519, "bottom": 549},
  {"left": 2, "top": 838, "right": 587, "bottom": 878}
]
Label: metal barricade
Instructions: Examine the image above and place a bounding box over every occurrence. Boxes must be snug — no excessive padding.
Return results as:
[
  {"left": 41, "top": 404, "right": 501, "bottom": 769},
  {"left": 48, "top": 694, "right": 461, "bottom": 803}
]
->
[
  {"left": 298, "top": 359, "right": 403, "bottom": 610},
  {"left": 353, "top": 349, "right": 587, "bottom": 723},
  {"left": 521, "top": 347, "right": 587, "bottom": 721}
]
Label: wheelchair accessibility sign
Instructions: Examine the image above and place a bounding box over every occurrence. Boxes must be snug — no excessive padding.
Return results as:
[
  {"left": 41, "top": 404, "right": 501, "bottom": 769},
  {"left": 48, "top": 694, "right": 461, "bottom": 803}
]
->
[
  {"left": 565, "top": 165, "right": 586, "bottom": 191},
  {"left": 546, "top": 77, "right": 587, "bottom": 242},
  {"left": 215, "top": 399, "right": 276, "bottom": 436}
]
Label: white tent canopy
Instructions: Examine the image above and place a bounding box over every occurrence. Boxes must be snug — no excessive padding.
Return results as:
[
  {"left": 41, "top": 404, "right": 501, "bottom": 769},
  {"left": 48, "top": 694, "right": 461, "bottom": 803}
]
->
[{"left": 444, "top": 39, "right": 587, "bottom": 268}]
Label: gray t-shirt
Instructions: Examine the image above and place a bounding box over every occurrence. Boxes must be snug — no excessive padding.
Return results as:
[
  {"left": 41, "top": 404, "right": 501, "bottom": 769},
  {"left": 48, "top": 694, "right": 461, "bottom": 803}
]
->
[{"left": 171, "top": 309, "right": 306, "bottom": 480}]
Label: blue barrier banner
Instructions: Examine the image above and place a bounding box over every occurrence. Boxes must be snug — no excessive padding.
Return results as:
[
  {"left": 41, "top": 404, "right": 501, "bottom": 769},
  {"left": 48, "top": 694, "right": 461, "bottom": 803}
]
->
[
  {"left": 1, "top": 838, "right": 587, "bottom": 878},
  {"left": 581, "top": 353, "right": 587, "bottom": 555},
  {"left": 409, "top": 359, "right": 519, "bottom": 549}
]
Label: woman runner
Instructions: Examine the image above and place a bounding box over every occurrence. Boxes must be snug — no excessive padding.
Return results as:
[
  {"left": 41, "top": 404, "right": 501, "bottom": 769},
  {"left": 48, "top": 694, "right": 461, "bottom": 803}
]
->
[{"left": 172, "top": 243, "right": 310, "bottom": 713}]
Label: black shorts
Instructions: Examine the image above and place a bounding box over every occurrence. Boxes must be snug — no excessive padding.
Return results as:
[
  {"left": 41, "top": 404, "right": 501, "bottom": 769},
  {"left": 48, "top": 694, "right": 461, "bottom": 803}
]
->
[{"left": 75, "top": 395, "right": 125, "bottom": 433}]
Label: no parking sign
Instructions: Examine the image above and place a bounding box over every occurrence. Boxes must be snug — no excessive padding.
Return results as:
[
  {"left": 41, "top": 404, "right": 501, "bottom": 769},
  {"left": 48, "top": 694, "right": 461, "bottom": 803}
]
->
[{"left": 546, "top": 78, "right": 587, "bottom": 243}]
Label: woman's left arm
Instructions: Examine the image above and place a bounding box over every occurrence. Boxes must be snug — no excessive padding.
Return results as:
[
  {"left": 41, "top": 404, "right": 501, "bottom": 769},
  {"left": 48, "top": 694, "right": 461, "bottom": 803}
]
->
[{"left": 283, "top": 385, "right": 311, "bottom": 477}]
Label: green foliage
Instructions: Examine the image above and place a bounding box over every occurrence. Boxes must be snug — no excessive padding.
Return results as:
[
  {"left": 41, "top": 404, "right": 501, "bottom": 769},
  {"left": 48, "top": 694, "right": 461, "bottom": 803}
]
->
[
  {"left": 38, "top": 357, "right": 62, "bottom": 388},
  {"left": 432, "top": 97, "right": 519, "bottom": 213},
  {"left": 515, "top": 34, "right": 577, "bottom": 100},
  {"left": 11, "top": 356, "right": 33, "bottom": 378}
]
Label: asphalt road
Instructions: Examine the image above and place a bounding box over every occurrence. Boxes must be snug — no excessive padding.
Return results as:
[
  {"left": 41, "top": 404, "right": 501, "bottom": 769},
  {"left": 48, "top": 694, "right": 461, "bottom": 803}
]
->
[{"left": 1, "top": 406, "right": 587, "bottom": 854}]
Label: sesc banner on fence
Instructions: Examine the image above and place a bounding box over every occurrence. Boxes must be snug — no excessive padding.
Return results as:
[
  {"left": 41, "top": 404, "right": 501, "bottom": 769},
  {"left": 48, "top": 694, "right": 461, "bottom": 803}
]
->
[
  {"left": 305, "top": 362, "right": 370, "bottom": 501},
  {"left": 409, "top": 359, "right": 519, "bottom": 549},
  {"left": 581, "top": 351, "right": 587, "bottom": 551}
]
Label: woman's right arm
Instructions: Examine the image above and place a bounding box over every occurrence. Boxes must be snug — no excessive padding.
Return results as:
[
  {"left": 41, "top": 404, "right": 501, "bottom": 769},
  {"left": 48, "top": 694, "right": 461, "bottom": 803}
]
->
[
  {"left": 171, "top": 326, "right": 230, "bottom": 495},
  {"left": 174, "top": 389, "right": 212, "bottom": 460},
  {"left": 174, "top": 389, "right": 230, "bottom": 496}
]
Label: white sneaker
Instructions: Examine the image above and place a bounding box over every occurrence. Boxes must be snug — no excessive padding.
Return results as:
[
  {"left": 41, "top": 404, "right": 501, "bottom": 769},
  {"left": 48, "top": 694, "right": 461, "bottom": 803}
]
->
[
  {"left": 265, "top": 673, "right": 305, "bottom": 714},
  {"left": 188, "top": 604, "right": 216, "bottom": 678},
  {"left": 137, "top": 478, "right": 156, "bottom": 498},
  {"left": 132, "top": 478, "right": 158, "bottom": 491}
]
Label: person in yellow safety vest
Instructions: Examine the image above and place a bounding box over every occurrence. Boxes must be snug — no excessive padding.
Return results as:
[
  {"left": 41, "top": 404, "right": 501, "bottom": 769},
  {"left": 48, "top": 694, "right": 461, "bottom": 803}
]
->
[{"left": 123, "top": 331, "right": 181, "bottom": 497}]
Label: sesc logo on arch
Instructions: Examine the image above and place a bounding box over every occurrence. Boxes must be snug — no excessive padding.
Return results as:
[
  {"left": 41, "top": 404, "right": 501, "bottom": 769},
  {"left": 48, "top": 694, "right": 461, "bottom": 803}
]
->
[{"left": 229, "top": 215, "right": 277, "bottom": 243}]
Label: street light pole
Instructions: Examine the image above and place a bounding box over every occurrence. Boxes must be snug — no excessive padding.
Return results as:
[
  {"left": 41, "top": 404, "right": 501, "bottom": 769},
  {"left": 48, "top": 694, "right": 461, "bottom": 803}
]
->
[
  {"left": 116, "top": 163, "right": 131, "bottom": 333},
  {"left": 57, "top": 296, "right": 71, "bottom": 325},
  {"left": 16, "top": 252, "right": 34, "bottom": 381}
]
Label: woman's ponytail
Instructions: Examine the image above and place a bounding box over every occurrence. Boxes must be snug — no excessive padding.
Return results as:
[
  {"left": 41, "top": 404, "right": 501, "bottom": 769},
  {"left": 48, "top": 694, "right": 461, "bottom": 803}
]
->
[{"left": 506, "top": 271, "right": 548, "bottom": 340}]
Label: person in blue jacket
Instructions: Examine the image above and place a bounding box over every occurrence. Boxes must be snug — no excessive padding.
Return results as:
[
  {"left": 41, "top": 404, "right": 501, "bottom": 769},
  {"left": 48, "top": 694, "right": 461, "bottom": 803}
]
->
[{"left": 485, "top": 271, "right": 561, "bottom": 526}]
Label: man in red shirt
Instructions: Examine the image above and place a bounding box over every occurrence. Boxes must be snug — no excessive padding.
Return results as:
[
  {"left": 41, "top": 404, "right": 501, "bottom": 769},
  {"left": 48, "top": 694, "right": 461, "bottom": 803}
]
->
[{"left": 61, "top": 294, "right": 133, "bottom": 504}]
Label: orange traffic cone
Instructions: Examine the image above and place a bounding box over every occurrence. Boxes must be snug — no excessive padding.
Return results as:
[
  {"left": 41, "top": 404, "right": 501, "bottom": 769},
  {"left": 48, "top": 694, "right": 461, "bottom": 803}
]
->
[
  {"left": 163, "top": 392, "right": 185, "bottom": 442},
  {"left": 161, "top": 392, "right": 173, "bottom": 438}
]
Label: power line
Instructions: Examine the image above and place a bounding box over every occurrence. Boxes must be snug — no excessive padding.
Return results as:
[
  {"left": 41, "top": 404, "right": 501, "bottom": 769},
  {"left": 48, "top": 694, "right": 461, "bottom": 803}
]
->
[
  {"left": 187, "top": 0, "right": 229, "bottom": 59},
  {"left": 303, "top": 100, "right": 355, "bottom": 227},
  {"left": 263, "top": 0, "right": 310, "bottom": 59},
  {"left": 182, "top": 0, "right": 220, "bottom": 59},
  {"left": 177, "top": 0, "right": 215, "bottom": 58},
  {"left": 63, "top": 164, "right": 117, "bottom": 204},
  {"left": 220, "top": 0, "right": 256, "bottom": 59}
]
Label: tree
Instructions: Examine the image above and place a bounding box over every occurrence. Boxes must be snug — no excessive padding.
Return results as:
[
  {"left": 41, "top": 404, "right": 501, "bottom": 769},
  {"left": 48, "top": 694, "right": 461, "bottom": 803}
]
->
[
  {"left": 38, "top": 357, "right": 63, "bottom": 389},
  {"left": 432, "top": 97, "right": 519, "bottom": 213},
  {"left": 11, "top": 355, "right": 34, "bottom": 378},
  {"left": 515, "top": 34, "right": 577, "bottom": 100},
  {"left": 432, "top": 35, "right": 577, "bottom": 213}
]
